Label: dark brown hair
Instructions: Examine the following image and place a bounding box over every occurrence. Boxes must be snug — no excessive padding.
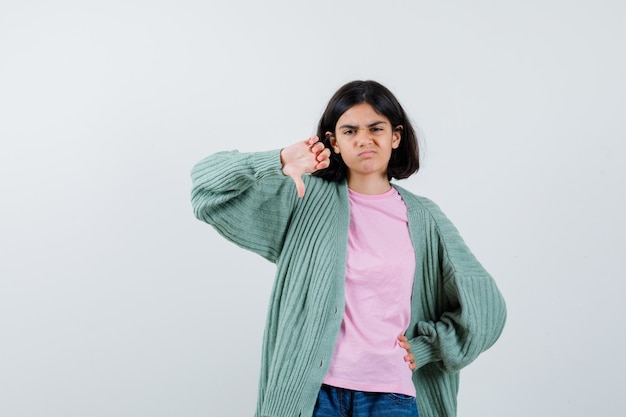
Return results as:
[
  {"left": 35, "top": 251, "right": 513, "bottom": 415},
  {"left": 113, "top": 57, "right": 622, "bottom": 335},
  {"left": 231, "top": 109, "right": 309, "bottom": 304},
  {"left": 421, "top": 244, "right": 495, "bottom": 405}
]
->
[{"left": 312, "top": 80, "right": 420, "bottom": 182}]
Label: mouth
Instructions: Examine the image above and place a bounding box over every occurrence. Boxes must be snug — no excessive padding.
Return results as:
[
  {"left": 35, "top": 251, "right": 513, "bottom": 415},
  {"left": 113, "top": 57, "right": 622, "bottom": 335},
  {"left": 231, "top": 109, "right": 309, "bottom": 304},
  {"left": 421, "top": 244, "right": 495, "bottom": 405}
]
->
[{"left": 358, "top": 150, "right": 376, "bottom": 157}]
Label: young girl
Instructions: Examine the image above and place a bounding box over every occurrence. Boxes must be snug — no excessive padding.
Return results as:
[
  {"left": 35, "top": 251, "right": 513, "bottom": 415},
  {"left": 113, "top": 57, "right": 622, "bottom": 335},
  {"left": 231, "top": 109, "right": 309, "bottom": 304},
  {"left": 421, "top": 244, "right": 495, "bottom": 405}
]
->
[{"left": 191, "top": 80, "right": 506, "bottom": 417}]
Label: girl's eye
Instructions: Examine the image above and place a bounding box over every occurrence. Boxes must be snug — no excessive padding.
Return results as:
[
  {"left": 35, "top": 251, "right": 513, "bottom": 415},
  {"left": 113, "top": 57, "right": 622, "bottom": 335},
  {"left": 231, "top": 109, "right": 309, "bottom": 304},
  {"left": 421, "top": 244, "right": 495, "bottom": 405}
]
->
[{"left": 344, "top": 129, "right": 355, "bottom": 135}]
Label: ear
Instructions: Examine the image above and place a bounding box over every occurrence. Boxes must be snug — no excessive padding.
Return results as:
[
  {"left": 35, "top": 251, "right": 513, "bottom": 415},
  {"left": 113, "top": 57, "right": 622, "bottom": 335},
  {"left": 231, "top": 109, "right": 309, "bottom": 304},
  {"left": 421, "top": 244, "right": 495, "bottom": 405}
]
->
[
  {"left": 327, "top": 131, "right": 340, "bottom": 154},
  {"left": 392, "top": 125, "right": 403, "bottom": 149}
]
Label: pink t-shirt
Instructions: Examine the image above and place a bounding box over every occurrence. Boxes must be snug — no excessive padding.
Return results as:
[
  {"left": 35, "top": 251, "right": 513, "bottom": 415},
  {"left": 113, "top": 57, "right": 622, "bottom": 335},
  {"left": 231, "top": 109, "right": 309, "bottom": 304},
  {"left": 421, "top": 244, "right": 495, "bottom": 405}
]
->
[{"left": 323, "top": 187, "right": 416, "bottom": 397}]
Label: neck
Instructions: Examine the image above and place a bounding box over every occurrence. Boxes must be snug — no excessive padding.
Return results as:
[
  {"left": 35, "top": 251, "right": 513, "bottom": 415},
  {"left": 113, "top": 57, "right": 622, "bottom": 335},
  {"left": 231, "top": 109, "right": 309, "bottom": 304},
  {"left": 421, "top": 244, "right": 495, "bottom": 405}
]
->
[{"left": 347, "top": 173, "right": 392, "bottom": 195}]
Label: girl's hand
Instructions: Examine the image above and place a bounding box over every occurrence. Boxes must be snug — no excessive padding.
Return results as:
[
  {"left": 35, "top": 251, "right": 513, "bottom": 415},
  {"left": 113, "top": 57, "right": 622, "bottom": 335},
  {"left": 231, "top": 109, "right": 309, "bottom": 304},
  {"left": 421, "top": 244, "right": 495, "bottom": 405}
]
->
[
  {"left": 280, "top": 136, "right": 331, "bottom": 198},
  {"left": 398, "top": 335, "right": 416, "bottom": 371}
]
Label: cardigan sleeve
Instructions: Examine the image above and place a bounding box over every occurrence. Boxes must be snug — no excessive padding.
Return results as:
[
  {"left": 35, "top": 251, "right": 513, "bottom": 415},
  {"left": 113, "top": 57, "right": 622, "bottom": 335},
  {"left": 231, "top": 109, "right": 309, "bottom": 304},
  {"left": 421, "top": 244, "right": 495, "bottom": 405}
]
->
[
  {"left": 190, "top": 149, "right": 297, "bottom": 263},
  {"left": 408, "top": 199, "right": 507, "bottom": 373}
]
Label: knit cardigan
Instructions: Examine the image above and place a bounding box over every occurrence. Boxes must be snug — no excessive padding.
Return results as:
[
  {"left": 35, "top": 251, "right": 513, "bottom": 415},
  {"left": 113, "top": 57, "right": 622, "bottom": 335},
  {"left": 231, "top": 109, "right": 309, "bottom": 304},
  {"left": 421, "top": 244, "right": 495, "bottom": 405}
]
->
[{"left": 191, "top": 150, "right": 506, "bottom": 417}]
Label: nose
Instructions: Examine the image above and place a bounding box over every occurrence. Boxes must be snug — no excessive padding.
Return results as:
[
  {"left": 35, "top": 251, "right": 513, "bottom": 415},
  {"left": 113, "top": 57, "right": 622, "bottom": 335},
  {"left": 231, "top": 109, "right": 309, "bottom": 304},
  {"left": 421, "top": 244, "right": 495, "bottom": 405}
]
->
[{"left": 355, "top": 128, "right": 373, "bottom": 146}]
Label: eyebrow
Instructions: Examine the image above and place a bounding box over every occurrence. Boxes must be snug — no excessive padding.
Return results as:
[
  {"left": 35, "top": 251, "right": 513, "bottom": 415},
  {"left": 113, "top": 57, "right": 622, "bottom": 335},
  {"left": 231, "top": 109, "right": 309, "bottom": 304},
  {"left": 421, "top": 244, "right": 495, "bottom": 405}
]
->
[{"left": 338, "top": 120, "right": 388, "bottom": 130}]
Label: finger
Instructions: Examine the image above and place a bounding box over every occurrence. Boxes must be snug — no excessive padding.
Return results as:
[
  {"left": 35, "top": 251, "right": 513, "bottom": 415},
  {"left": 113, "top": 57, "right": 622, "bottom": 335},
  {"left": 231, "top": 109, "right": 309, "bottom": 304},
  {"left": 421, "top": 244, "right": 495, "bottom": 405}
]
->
[
  {"left": 314, "top": 149, "right": 331, "bottom": 169},
  {"left": 291, "top": 174, "right": 306, "bottom": 198},
  {"left": 315, "top": 158, "right": 330, "bottom": 171},
  {"left": 317, "top": 148, "right": 331, "bottom": 162},
  {"left": 405, "top": 353, "right": 416, "bottom": 370},
  {"left": 310, "top": 141, "right": 326, "bottom": 154},
  {"left": 306, "top": 135, "right": 319, "bottom": 146}
]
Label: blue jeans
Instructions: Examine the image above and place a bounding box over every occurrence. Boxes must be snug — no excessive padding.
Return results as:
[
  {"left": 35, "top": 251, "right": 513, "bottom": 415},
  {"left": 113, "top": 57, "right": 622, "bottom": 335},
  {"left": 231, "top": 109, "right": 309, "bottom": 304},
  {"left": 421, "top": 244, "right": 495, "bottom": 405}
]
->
[{"left": 312, "top": 384, "right": 419, "bottom": 417}]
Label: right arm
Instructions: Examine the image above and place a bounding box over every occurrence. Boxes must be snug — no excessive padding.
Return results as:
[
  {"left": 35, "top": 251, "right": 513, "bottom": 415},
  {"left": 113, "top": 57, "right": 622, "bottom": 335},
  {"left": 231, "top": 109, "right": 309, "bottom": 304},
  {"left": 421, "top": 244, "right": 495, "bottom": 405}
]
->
[
  {"left": 191, "top": 149, "right": 293, "bottom": 263},
  {"left": 190, "top": 136, "right": 330, "bottom": 262}
]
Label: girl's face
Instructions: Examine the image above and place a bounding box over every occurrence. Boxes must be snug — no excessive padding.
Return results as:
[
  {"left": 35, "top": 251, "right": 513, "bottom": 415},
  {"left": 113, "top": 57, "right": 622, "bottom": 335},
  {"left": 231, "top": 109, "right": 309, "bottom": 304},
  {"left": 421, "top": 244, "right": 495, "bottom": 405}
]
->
[{"left": 329, "top": 102, "right": 402, "bottom": 182}]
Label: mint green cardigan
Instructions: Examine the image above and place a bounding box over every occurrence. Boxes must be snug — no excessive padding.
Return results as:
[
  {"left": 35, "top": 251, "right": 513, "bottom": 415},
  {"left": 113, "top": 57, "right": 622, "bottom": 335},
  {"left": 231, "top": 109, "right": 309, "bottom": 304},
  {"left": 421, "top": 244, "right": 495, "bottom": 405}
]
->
[{"left": 191, "top": 150, "right": 506, "bottom": 417}]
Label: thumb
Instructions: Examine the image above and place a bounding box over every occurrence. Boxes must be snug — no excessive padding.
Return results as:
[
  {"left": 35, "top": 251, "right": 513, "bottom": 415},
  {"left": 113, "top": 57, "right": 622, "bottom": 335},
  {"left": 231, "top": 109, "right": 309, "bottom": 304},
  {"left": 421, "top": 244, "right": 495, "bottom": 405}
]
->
[{"left": 290, "top": 174, "right": 306, "bottom": 198}]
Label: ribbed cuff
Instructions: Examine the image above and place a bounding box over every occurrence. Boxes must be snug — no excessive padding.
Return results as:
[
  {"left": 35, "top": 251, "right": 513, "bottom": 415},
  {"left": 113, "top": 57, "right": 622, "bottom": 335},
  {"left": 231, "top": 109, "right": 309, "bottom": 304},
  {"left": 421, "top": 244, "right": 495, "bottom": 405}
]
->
[
  {"left": 252, "top": 149, "right": 284, "bottom": 179},
  {"left": 409, "top": 335, "right": 440, "bottom": 370}
]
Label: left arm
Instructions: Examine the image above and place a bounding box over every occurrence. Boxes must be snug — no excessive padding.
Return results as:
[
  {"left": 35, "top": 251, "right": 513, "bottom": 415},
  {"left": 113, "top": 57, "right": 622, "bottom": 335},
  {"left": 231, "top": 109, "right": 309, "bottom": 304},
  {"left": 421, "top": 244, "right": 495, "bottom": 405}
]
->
[{"left": 406, "top": 199, "right": 507, "bottom": 373}]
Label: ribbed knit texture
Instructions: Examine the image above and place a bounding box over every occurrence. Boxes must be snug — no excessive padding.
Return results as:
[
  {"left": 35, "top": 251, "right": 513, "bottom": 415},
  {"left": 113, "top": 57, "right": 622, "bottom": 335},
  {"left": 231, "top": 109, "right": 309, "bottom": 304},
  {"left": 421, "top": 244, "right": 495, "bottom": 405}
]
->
[{"left": 191, "top": 150, "right": 507, "bottom": 417}]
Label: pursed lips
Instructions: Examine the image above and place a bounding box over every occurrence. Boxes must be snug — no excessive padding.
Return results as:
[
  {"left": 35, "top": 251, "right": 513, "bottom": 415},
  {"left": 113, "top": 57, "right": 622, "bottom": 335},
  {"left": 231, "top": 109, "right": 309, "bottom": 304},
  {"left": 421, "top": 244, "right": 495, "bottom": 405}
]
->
[{"left": 358, "top": 149, "right": 376, "bottom": 157}]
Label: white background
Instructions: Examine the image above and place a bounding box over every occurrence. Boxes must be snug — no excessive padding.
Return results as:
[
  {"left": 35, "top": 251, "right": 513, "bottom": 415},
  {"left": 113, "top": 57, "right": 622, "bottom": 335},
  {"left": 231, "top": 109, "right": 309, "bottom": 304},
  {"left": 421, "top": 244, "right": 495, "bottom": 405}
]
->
[{"left": 1, "top": 1, "right": 625, "bottom": 416}]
